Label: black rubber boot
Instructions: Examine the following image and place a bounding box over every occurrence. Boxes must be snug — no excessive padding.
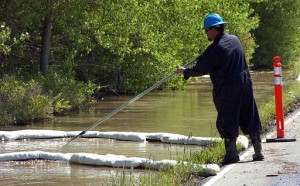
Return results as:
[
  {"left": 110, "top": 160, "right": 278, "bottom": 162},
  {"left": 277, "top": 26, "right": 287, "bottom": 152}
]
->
[
  {"left": 221, "top": 138, "right": 240, "bottom": 166},
  {"left": 250, "top": 132, "right": 264, "bottom": 161}
]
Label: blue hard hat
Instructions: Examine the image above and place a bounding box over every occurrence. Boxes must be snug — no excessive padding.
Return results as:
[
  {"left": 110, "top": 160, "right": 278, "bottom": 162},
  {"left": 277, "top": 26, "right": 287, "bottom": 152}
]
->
[{"left": 204, "top": 13, "right": 227, "bottom": 29}]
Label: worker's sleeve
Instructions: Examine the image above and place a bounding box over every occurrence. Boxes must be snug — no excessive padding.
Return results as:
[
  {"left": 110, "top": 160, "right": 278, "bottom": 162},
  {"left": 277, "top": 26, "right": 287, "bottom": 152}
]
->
[{"left": 183, "top": 46, "right": 216, "bottom": 80}]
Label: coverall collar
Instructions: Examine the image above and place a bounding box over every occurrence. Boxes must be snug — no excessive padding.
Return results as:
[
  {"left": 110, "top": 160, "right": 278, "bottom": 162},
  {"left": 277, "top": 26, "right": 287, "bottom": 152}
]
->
[{"left": 213, "top": 32, "right": 225, "bottom": 43}]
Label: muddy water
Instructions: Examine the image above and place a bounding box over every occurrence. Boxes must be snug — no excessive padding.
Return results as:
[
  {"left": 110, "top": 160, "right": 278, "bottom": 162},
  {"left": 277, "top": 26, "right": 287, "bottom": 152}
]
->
[{"left": 0, "top": 71, "right": 288, "bottom": 185}]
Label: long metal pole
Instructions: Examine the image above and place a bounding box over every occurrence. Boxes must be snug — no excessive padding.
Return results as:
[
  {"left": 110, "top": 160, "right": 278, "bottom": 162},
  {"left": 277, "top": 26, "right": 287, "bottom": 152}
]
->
[{"left": 63, "top": 58, "right": 197, "bottom": 148}]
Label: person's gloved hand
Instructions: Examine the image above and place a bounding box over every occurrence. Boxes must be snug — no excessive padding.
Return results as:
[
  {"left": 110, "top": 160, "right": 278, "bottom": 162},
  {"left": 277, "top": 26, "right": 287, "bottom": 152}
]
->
[{"left": 175, "top": 67, "right": 185, "bottom": 74}]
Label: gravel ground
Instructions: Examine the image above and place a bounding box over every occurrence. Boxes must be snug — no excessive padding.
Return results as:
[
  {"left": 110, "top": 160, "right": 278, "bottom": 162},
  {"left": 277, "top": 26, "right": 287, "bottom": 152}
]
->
[{"left": 197, "top": 109, "right": 300, "bottom": 186}]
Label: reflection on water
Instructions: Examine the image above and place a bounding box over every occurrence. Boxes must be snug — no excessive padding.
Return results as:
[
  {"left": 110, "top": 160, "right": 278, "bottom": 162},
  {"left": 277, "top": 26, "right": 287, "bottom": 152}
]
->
[
  {"left": 0, "top": 160, "right": 142, "bottom": 186},
  {"left": 0, "top": 138, "right": 201, "bottom": 160},
  {"left": 3, "top": 71, "right": 278, "bottom": 137},
  {"left": 0, "top": 138, "right": 200, "bottom": 185},
  {"left": 0, "top": 71, "right": 291, "bottom": 185}
]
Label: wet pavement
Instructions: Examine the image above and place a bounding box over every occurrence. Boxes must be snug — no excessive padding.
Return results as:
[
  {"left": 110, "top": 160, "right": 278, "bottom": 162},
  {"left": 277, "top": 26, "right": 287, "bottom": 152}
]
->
[{"left": 200, "top": 109, "right": 300, "bottom": 186}]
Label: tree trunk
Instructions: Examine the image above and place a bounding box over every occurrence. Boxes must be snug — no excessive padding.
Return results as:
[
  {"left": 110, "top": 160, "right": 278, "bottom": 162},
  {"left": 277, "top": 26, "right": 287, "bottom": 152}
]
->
[
  {"left": 117, "top": 71, "right": 125, "bottom": 93},
  {"left": 40, "top": 2, "right": 53, "bottom": 77}
]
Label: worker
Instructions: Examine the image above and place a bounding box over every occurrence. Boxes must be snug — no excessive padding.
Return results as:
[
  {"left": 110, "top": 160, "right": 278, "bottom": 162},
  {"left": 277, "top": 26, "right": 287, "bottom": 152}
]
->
[{"left": 176, "top": 13, "right": 264, "bottom": 165}]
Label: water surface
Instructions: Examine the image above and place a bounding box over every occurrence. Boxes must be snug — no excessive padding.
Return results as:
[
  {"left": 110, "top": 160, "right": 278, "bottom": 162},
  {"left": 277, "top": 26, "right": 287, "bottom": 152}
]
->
[{"left": 0, "top": 71, "right": 290, "bottom": 185}]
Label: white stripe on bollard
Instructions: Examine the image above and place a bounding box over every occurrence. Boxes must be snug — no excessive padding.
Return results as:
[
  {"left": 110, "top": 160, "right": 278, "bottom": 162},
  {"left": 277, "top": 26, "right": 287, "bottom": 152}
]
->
[
  {"left": 274, "top": 67, "right": 282, "bottom": 75},
  {"left": 274, "top": 77, "right": 282, "bottom": 85}
]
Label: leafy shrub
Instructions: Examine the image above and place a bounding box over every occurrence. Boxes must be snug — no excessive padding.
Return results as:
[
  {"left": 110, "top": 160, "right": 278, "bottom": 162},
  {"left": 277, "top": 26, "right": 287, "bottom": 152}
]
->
[
  {"left": 0, "top": 76, "right": 53, "bottom": 125},
  {"left": 38, "top": 69, "right": 96, "bottom": 114},
  {"left": 0, "top": 22, "right": 11, "bottom": 55},
  {"left": 251, "top": 0, "right": 300, "bottom": 69},
  {"left": 259, "top": 80, "right": 300, "bottom": 131}
]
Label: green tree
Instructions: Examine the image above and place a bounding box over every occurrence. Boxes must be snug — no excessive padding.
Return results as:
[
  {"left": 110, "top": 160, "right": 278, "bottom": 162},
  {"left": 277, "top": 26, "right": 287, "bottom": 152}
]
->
[
  {"left": 80, "top": 0, "right": 262, "bottom": 92},
  {"left": 0, "top": 0, "right": 96, "bottom": 76},
  {"left": 40, "top": 0, "right": 54, "bottom": 76},
  {"left": 0, "top": 0, "right": 264, "bottom": 93},
  {"left": 251, "top": 0, "right": 300, "bottom": 69}
]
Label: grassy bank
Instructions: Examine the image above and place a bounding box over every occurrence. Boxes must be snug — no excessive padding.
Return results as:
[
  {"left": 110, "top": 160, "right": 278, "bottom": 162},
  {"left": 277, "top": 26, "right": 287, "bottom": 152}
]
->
[
  {"left": 259, "top": 81, "right": 300, "bottom": 131},
  {"left": 0, "top": 73, "right": 96, "bottom": 125}
]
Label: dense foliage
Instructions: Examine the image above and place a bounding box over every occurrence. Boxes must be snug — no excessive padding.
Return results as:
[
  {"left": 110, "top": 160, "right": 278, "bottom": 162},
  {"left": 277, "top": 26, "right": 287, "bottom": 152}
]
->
[
  {"left": 0, "top": 0, "right": 262, "bottom": 91},
  {"left": 0, "top": 76, "right": 53, "bottom": 124},
  {"left": 251, "top": 0, "right": 300, "bottom": 69},
  {"left": 0, "top": 0, "right": 299, "bottom": 125}
]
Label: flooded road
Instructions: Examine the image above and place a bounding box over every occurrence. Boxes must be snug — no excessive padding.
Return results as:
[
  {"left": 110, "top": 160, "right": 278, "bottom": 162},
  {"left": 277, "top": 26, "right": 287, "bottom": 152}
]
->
[{"left": 0, "top": 71, "right": 288, "bottom": 185}]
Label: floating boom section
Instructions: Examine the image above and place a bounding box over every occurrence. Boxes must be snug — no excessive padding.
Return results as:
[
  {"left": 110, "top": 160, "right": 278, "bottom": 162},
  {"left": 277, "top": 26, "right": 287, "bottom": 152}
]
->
[
  {"left": 0, "top": 130, "right": 249, "bottom": 148},
  {"left": 0, "top": 151, "right": 220, "bottom": 176}
]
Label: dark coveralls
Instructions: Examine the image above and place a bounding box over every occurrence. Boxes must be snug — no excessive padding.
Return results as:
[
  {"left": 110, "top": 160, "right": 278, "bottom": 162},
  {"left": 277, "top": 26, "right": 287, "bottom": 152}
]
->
[{"left": 183, "top": 32, "right": 262, "bottom": 139}]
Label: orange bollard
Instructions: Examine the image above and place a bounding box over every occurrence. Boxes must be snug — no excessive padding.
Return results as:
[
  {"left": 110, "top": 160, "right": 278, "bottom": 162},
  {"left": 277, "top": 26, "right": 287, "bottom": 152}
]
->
[
  {"left": 266, "top": 56, "right": 296, "bottom": 142},
  {"left": 273, "top": 56, "right": 284, "bottom": 138}
]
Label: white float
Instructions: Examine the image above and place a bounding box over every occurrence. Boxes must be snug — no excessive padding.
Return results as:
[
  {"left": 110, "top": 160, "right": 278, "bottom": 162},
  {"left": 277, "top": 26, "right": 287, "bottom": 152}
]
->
[
  {"left": 0, "top": 130, "right": 248, "bottom": 148},
  {"left": 0, "top": 151, "right": 220, "bottom": 176},
  {"left": 0, "top": 130, "right": 251, "bottom": 176}
]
